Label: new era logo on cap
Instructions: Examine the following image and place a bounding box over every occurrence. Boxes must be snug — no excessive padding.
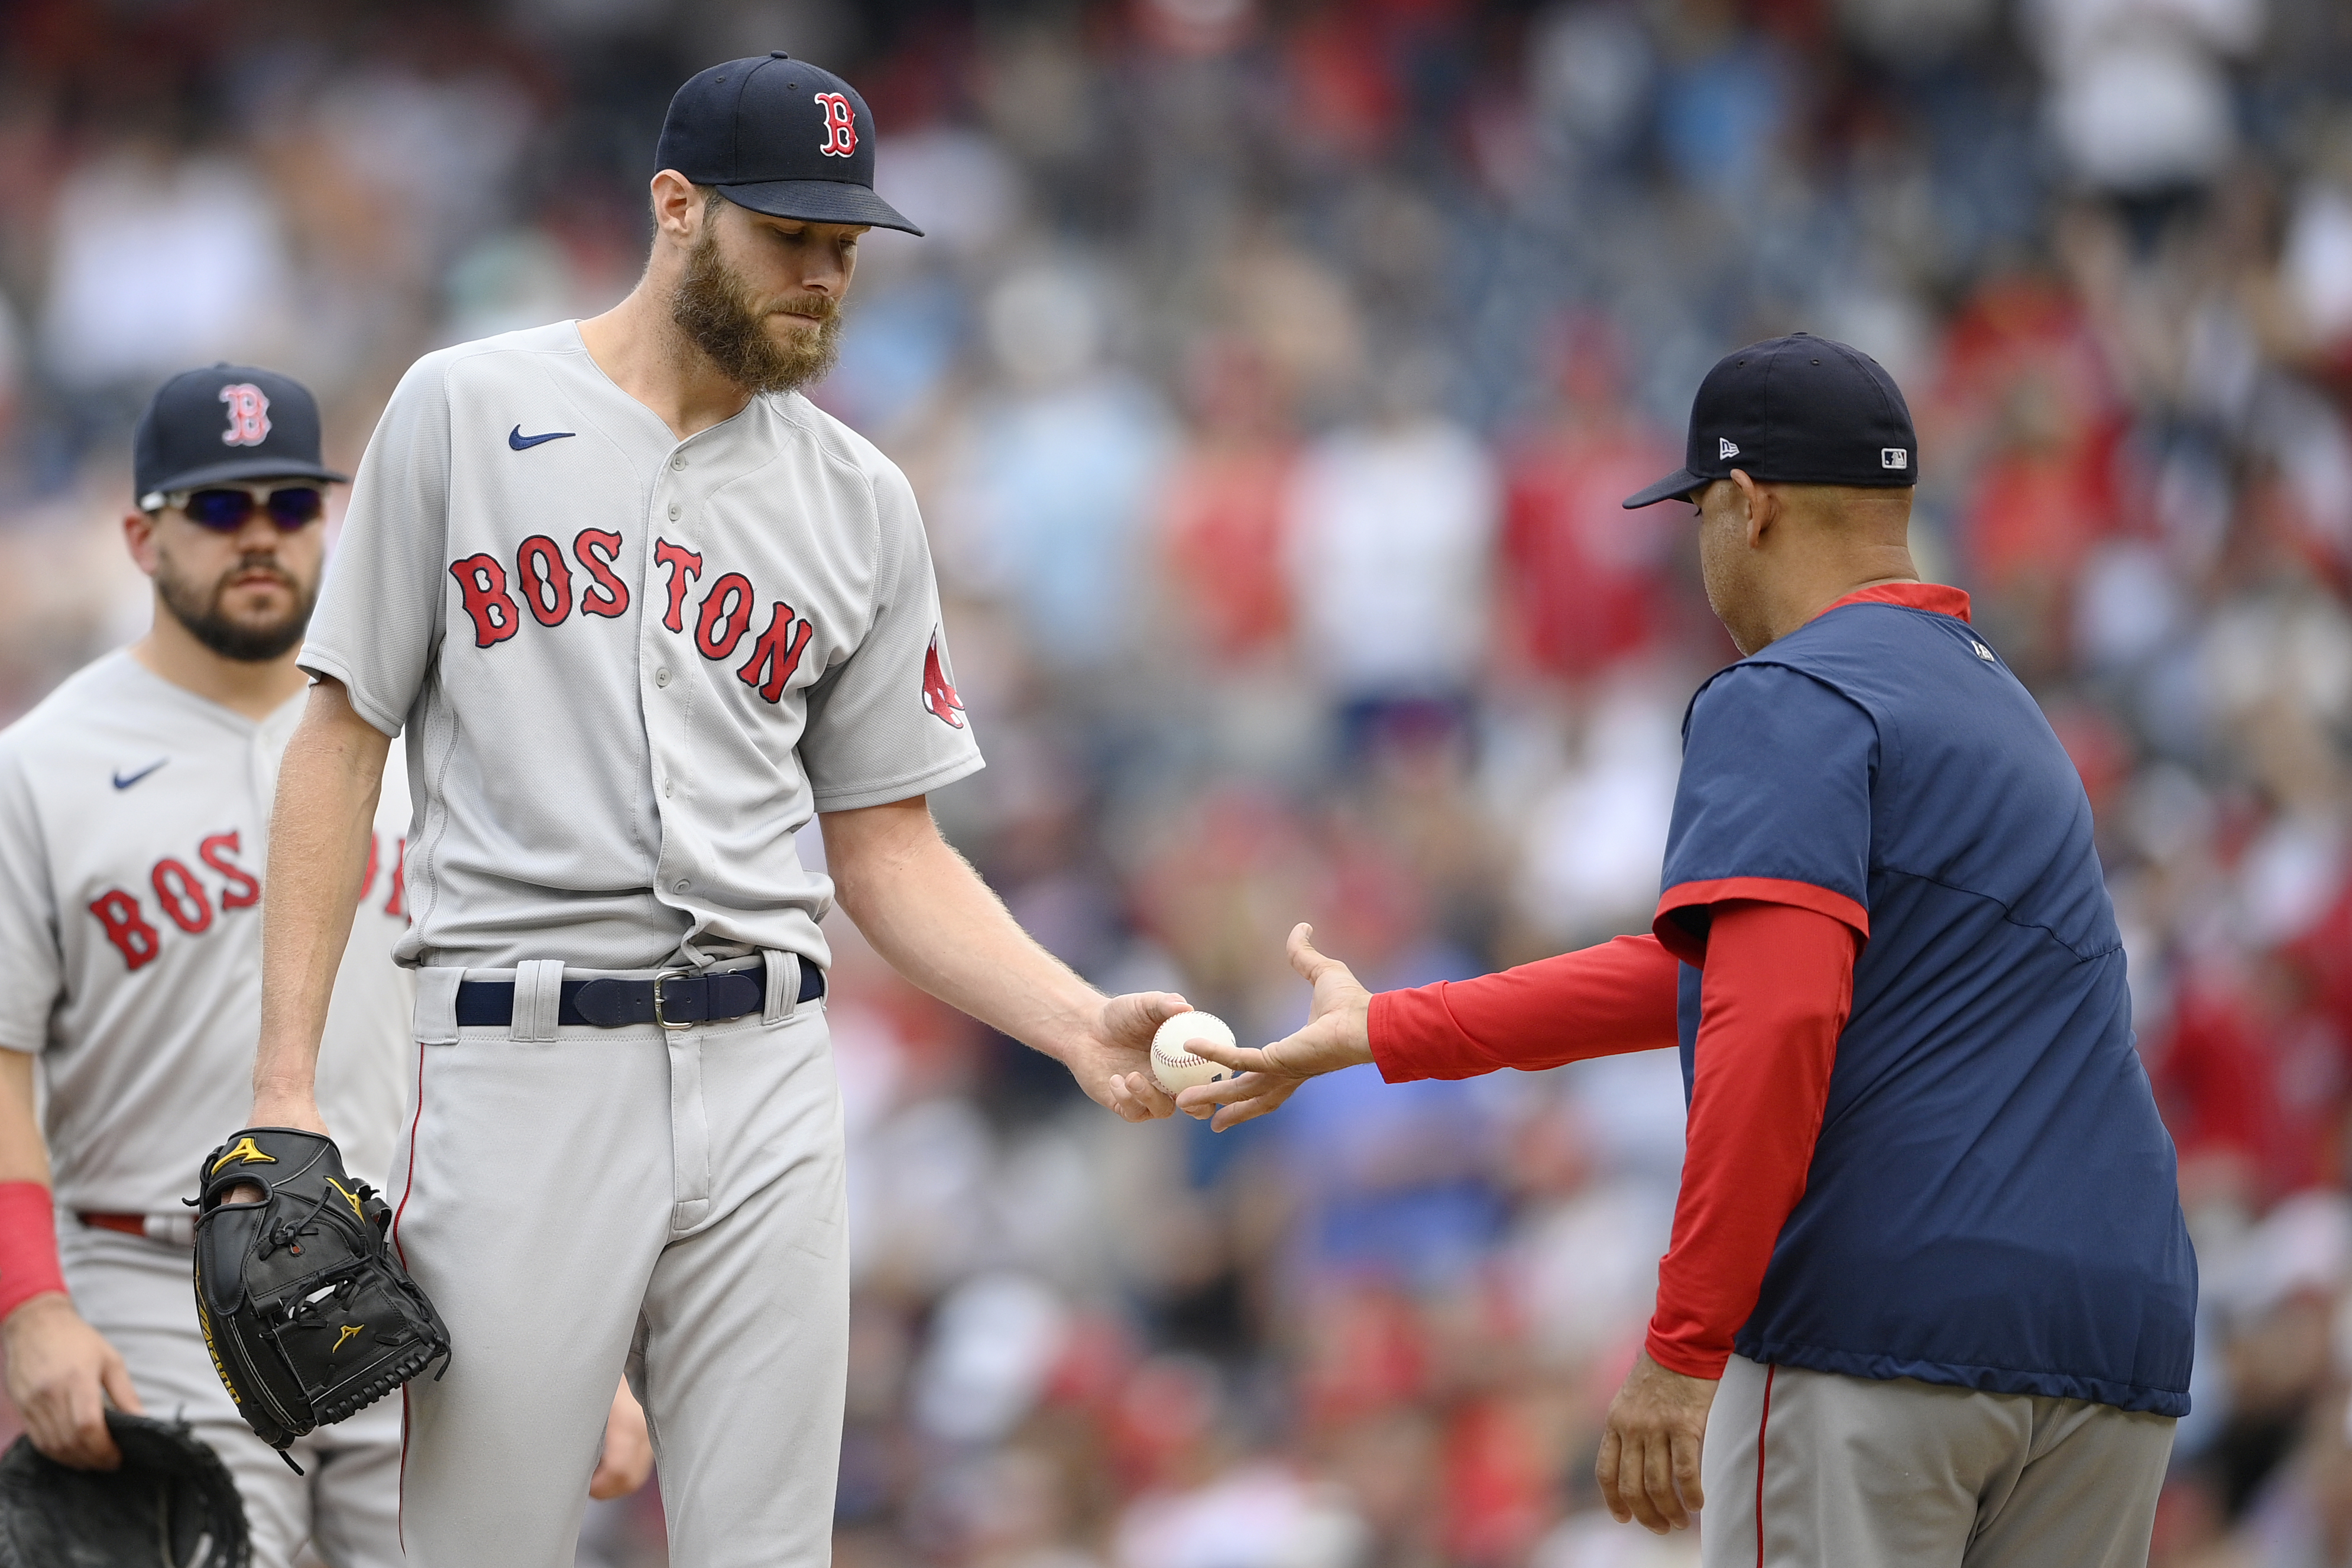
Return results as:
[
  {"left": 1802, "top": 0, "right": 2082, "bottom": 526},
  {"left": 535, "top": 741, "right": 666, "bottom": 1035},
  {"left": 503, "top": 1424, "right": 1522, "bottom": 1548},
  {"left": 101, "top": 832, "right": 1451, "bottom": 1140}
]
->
[{"left": 1623, "top": 333, "right": 1920, "bottom": 509}]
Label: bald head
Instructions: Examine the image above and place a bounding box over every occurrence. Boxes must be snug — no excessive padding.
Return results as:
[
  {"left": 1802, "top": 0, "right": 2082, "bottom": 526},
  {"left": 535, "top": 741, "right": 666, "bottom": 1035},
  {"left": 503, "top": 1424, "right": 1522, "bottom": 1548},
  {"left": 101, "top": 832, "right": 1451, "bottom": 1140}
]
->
[{"left": 1693, "top": 470, "right": 1918, "bottom": 656}]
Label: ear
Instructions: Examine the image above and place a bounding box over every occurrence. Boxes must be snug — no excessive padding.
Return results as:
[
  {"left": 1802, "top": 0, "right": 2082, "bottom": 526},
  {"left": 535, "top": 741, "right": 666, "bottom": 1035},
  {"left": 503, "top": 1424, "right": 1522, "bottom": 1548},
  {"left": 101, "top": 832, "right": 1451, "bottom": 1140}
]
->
[
  {"left": 649, "top": 170, "right": 707, "bottom": 248},
  {"left": 122, "top": 510, "right": 161, "bottom": 579},
  {"left": 1729, "top": 468, "right": 1771, "bottom": 548}
]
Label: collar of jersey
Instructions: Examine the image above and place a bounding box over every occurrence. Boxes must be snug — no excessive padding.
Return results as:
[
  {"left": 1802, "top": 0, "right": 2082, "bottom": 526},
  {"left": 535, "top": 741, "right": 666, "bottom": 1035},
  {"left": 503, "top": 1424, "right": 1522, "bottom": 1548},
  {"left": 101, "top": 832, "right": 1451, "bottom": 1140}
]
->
[{"left": 1812, "top": 580, "right": 1972, "bottom": 624}]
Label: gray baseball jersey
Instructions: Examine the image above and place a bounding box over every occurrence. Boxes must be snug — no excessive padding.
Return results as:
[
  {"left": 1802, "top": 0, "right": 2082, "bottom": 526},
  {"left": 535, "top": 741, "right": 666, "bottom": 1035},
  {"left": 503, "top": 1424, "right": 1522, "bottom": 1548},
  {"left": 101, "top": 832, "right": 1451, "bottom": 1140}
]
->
[
  {"left": 0, "top": 652, "right": 417, "bottom": 1211},
  {"left": 298, "top": 319, "right": 984, "bottom": 974}
]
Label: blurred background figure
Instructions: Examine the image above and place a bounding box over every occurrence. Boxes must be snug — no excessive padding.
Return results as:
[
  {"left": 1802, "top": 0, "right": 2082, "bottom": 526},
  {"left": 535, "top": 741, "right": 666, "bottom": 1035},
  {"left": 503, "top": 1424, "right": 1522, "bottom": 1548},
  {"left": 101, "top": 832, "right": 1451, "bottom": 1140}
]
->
[{"left": 4, "top": 1, "right": 2352, "bottom": 1564}]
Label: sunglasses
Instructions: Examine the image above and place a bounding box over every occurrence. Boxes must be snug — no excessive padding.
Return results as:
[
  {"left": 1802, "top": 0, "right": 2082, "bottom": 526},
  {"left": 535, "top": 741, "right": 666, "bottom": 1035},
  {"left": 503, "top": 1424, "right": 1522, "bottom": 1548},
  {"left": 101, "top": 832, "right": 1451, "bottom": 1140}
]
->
[{"left": 150, "top": 484, "right": 327, "bottom": 532}]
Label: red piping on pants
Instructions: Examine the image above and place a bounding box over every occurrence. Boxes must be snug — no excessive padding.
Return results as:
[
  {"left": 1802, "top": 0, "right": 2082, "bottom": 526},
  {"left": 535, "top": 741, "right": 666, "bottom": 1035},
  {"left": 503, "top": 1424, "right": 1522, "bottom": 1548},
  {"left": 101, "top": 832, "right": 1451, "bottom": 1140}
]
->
[
  {"left": 394, "top": 1039, "right": 427, "bottom": 1547},
  {"left": 1755, "top": 1363, "right": 1777, "bottom": 1566}
]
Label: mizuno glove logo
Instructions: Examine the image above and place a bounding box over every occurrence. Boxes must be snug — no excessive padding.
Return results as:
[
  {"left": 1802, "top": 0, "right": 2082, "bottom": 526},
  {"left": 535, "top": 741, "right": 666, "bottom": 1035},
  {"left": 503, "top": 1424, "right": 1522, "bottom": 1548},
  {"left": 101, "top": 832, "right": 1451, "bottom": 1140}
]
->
[{"left": 210, "top": 1137, "right": 277, "bottom": 1174}]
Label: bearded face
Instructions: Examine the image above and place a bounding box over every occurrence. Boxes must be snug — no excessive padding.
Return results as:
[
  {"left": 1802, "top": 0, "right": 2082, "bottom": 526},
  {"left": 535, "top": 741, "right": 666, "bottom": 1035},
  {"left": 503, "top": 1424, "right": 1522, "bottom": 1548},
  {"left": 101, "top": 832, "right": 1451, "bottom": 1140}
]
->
[
  {"left": 154, "top": 541, "right": 319, "bottom": 663},
  {"left": 669, "top": 218, "right": 847, "bottom": 397}
]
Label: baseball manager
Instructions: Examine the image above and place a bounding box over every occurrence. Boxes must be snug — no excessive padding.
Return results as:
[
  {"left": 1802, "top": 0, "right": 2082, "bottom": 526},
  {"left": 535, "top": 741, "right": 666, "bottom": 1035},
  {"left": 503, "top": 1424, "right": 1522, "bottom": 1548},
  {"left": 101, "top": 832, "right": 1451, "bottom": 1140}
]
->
[
  {"left": 235, "top": 56, "right": 1187, "bottom": 1567},
  {"left": 1180, "top": 336, "right": 2197, "bottom": 1567}
]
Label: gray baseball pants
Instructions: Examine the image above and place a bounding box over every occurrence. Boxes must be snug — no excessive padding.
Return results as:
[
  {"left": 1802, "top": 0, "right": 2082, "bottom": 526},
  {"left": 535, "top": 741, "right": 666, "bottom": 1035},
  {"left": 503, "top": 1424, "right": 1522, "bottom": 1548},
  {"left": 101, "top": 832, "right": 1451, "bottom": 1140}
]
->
[
  {"left": 61, "top": 1224, "right": 404, "bottom": 1568},
  {"left": 391, "top": 965, "right": 847, "bottom": 1568},
  {"left": 1700, "top": 1353, "right": 2176, "bottom": 1567}
]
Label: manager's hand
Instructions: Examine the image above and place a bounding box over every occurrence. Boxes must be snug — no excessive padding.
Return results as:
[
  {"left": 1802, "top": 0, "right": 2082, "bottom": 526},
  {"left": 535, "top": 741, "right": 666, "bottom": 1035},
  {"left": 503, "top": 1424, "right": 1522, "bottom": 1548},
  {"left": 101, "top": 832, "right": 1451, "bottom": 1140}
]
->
[
  {"left": 1598, "top": 1350, "right": 1717, "bottom": 1533},
  {"left": 1174, "top": 924, "right": 1372, "bottom": 1130}
]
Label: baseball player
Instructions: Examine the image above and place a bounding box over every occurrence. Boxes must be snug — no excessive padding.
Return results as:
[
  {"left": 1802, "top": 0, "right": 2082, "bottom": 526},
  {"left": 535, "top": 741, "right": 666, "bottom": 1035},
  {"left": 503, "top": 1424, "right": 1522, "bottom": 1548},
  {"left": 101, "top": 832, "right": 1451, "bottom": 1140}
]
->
[
  {"left": 0, "top": 364, "right": 412, "bottom": 1563},
  {"left": 0, "top": 366, "right": 650, "bottom": 1566},
  {"left": 232, "top": 56, "right": 1187, "bottom": 1567},
  {"left": 1178, "top": 337, "right": 2197, "bottom": 1567}
]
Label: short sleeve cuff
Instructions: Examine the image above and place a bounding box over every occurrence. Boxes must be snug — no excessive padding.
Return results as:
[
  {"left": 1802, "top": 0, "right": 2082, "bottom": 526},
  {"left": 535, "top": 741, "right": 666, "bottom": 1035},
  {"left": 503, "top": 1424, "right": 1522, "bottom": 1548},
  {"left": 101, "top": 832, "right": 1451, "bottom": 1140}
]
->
[
  {"left": 295, "top": 646, "right": 404, "bottom": 739},
  {"left": 809, "top": 751, "right": 986, "bottom": 814},
  {"left": 1653, "top": 877, "right": 1868, "bottom": 965}
]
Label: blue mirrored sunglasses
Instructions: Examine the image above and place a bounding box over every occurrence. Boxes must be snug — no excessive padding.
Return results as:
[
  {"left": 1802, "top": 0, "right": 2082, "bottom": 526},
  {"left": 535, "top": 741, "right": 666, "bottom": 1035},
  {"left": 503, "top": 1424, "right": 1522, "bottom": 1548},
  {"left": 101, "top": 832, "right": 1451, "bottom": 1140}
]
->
[{"left": 157, "top": 485, "right": 326, "bottom": 532}]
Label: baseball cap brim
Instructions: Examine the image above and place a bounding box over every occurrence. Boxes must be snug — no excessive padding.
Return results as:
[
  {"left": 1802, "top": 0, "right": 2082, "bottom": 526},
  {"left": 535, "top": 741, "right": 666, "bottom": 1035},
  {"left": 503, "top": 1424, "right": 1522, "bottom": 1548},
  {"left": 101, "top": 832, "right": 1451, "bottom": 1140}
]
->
[
  {"left": 720, "top": 179, "right": 924, "bottom": 236},
  {"left": 1621, "top": 466, "right": 1710, "bottom": 509},
  {"left": 141, "top": 453, "right": 348, "bottom": 503}
]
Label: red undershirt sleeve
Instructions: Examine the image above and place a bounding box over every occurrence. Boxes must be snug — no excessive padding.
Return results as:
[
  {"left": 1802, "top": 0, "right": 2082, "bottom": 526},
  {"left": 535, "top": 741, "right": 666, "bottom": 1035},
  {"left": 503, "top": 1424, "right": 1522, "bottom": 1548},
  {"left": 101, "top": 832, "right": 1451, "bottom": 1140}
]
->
[
  {"left": 1644, "top": 899, "right": 1857, "bottom": 1380},
  {"left": 1369, "top": 934, "right": 1682, "bottom": 1083}
]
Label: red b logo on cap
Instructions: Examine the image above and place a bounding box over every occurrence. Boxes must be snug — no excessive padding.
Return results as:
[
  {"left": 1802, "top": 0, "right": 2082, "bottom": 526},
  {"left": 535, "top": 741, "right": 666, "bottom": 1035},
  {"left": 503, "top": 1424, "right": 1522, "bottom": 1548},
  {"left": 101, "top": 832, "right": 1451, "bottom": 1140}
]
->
[
  {"left": 814, "top": 93, "right": 857, "bottom": 158},
  {"left": 219, "top": 384, "right": 271, "bottom": 447}
]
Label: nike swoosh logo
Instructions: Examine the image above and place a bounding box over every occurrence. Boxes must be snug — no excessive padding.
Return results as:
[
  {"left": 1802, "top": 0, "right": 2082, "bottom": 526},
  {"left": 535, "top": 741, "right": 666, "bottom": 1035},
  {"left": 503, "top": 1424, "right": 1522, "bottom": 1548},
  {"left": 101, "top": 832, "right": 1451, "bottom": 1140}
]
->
[
  {"left": 113, "top": 759, "right": 167, "bottom": 790},
  {"left": 508, "top": 425, "right": 576, "bottom": 451}
]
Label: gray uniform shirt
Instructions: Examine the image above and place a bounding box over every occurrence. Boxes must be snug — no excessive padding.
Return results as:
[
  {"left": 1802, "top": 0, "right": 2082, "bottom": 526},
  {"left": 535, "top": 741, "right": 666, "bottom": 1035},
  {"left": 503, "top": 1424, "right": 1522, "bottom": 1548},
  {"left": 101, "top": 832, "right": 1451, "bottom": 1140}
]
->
[
  {"left": 300, "top": 320, "right": 983, "bottom": 973},
  {"left": 0, "top": 654, "right": 417, "bottom": 1209}
]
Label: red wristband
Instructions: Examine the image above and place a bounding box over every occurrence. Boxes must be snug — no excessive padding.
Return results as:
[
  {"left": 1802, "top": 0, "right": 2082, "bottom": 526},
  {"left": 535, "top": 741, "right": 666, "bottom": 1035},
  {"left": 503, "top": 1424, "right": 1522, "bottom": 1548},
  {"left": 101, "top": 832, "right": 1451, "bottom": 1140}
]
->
[{"left": 0, "top": 1181, "right": 67, "bottom": 1323}]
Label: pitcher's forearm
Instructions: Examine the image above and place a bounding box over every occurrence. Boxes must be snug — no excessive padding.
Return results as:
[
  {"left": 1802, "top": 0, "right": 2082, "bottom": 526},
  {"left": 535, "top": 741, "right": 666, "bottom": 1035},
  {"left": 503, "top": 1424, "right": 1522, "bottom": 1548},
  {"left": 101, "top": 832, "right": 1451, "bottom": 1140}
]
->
[
  {"left": 822, "top": 799, "right": 1099, "bottom": 1058},
  {"left": 851, "top": 845, "right": 1100, "bottom": 1054},
  {"left": 255, "top": 681, "right": 390, "bottom": 1104}
]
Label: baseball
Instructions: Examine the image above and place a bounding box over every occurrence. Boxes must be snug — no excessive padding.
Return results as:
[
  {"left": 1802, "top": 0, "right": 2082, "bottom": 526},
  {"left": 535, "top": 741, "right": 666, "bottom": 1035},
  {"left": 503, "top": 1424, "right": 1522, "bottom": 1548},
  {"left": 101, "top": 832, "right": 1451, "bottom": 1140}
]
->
[{"left": 1151, "top": 1011, "right": 1237, "bottom": 1094}]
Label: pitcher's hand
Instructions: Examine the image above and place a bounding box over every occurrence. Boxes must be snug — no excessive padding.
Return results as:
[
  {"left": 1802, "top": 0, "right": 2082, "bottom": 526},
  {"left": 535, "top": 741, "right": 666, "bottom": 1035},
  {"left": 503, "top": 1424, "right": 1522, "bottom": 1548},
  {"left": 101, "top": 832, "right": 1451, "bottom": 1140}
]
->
[
  {"left": 1175, "top": 924, "right": 1372, "bottom": 1130},
  {"left": 1064, "top": 989, "right": 1191, "bottom": 1122},
  {"left": 221, "top": 1090, "right": 330, "bottom": 1204}
]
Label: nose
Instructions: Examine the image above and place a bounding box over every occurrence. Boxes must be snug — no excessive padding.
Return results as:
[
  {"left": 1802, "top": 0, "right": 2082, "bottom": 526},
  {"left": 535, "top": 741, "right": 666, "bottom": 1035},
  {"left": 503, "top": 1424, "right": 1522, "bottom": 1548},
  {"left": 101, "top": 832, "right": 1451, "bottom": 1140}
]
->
[{"left": 232, "top": 511, "right": 283, "bottom": 553}]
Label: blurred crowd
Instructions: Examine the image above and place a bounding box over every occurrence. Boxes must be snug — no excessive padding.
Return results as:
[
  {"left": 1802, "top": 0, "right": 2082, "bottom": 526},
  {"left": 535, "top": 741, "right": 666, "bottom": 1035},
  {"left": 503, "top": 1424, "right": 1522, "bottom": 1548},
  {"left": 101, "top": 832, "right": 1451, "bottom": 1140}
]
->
[{"left": 5, "top": 0, "right": 2352, "bottom": 1563}]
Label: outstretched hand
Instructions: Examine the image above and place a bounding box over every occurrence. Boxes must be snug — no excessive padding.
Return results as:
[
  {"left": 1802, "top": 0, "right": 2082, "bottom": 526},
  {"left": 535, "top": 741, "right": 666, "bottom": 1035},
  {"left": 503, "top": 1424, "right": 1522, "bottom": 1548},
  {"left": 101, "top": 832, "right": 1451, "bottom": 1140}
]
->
[
  {"left": 1062, "top": 989, "right": 1191, "bottom": 1122},
  {"left": 1172, "top": 924, "right": 1373, "bottom": 1130}
]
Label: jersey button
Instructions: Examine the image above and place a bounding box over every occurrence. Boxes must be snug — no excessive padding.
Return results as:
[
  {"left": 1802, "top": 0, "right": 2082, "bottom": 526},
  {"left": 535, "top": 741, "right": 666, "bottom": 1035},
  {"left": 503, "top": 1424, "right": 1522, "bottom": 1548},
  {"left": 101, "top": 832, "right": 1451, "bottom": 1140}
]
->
[
  {"left": 664, "top": 780, "right": 673, "bottom": 798},
  {"left": 668, "top": 502, "right": 682, "bottom": 520},
  {"left": 670, "top": 455, "right": 687, "bottom": 471},
  {"left": 655, "top": 668, "right": 671, "bottom": 688},
  {"left": 675, "top": 879, "right": 690, "bottom": 892}
]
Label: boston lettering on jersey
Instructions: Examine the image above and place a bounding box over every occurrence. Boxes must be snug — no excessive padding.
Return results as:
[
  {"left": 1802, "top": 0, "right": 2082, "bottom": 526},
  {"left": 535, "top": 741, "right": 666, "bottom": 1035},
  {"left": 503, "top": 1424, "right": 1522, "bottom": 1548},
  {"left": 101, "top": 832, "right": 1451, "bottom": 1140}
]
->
[
  {"left": 88, "top": 827, "right": 406, "bottom": 971},
  {"left": 446, "top": 532, "right": 816, "bottom": 705}
]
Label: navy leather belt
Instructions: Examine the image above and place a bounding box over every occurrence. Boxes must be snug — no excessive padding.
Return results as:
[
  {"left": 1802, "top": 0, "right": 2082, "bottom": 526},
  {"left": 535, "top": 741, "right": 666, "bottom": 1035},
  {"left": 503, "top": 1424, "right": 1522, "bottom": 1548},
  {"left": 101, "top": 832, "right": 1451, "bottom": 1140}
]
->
[{"left": 453, "top": 963, "right": 822, "bottom": 1031}]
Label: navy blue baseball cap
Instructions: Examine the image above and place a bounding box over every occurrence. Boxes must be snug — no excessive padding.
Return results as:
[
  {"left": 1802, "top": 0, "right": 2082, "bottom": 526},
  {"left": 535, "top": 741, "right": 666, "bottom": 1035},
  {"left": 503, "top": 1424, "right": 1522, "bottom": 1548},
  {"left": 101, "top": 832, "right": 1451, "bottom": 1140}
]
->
[
  {"left": 132, "top": 364, "right": 346, "bottom": 508},
  {"left": 655, "top": 53, "right": 922, "bottom": 236},
  {"left": 1623, "top": 333, "right": 1919, "bottom": 508}
]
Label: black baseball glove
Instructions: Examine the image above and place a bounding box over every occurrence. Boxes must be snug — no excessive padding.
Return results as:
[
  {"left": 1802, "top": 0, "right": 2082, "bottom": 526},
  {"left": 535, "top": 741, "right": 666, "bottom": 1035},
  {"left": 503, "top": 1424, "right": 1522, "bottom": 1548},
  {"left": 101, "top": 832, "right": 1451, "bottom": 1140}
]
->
[
  {"left": 0, "top": 1410, "right": 250, "bottom": 1568},
  {"left": 192, "top": 1127, "right": 450, "bottom": 1469}
]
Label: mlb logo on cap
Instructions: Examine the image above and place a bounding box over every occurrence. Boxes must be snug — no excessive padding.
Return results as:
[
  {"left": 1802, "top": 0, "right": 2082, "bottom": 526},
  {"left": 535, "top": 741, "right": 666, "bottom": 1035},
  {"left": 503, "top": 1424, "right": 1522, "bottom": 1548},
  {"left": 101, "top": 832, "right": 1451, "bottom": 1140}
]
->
[{"left": 1624, "top": 333, "right": 1920, "bottom": 508}]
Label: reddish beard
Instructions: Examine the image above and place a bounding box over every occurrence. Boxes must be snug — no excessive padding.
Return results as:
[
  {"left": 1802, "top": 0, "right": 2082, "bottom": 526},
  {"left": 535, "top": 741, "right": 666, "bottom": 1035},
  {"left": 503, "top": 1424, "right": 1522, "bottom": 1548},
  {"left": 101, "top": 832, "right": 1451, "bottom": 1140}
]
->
[{"left": 670, "top": 229, "right": 845, "bottom": 396}]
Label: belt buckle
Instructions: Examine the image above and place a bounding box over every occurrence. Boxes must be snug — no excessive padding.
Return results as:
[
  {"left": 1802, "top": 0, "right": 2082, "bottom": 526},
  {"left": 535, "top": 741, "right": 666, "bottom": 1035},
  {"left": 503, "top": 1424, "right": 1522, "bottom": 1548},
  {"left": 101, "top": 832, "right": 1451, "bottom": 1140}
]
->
[{"left": 652, "top": 969, "right": 695, "bottom": 1031}]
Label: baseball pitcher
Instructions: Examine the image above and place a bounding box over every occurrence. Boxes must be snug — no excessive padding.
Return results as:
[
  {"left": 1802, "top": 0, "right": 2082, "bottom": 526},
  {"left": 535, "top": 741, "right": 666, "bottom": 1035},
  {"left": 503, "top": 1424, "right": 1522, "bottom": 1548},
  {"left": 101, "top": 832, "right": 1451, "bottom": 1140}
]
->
[{"left": 234, "top": 56, "right": 1188, "bottom": 1568}]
